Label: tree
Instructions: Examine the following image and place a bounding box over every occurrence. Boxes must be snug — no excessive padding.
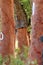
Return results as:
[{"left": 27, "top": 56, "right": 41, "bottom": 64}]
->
[
  {"left": 14, "top": 0, "right": 28, "bottom": 28},
  {"left": 1, "top": 0, "right": 15, "bottom": 56},
  {"left": 30, "top": 0, "right": 43, "bottom": 65},
  {"left": 14, "top": 0, "right": 29, "bottom": 51}
]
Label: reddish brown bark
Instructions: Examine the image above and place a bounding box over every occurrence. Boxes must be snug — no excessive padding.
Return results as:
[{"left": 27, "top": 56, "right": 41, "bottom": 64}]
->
[
  {"left": 17, "top": 28, "right": 29, "bottom": 49},
  {"left": 30, "top": 0, "right": 43, "bottom": 65},
  {"left": 0, "top": 0, "right": 15, "bottom": 56},
  {"left": 14, "top": 0, "right": 29, "bottom": 50}
]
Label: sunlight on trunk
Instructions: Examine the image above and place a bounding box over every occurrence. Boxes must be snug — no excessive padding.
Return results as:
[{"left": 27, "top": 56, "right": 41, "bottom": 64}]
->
[{"left": 15, "top": 32, "right": 18, "bottom": 58}]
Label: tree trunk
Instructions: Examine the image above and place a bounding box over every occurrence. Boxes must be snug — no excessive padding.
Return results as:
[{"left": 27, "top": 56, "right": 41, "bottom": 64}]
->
[
  {"left": 14, "top": 0, "right": 27, "bottom": 28},
  {"left": 30, "top": 0, "right": 43, "bottom": 65},
  {"left": 0, "top": 0, "right": 15, "bottom": 56},
  {"left": 14, "top": 0, "right": 29, "bottom": 50}
]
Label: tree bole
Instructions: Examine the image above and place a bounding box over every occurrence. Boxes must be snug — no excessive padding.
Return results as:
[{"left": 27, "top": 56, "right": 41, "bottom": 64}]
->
[
  {"left": 30, "top": 0, "right": 43, "bottom": 65},
  {"left": 0, "top": 0, "right": 15, "bottom": 56}
]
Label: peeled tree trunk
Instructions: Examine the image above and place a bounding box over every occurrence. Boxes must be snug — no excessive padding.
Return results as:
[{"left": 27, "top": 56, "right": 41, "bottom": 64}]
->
[
  {"left": 14, "top": 0, "right": 29, "bottom": 50},
  {"left": 30, "top": 0, "right": 43, "bottom": 65},
  {"left": 0, "top": 0, "right": 15, "bottom": 56}
]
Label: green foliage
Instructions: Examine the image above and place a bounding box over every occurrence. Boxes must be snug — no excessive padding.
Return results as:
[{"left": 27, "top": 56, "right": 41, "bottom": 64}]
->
[
  {"left": 20, "top": 0, "right": 32, "bottom": 19},
  {"left": 9, "top": 45, "right": 29, "bottom": 65},
  {"left": 9, "top": 55, "right": 24, "bottom": 65},
  {"left": 27, "top": 25, "right": 32, "bottom": 32},
  {"left": 0, "top": 46, "right": 38, "bottom": 65},
  {"left": 21, "top": 45, "right": 29, "bottom": 59},
  {"left": 0, "top": 55, "right": 9, "bottom": 65},
  {"left": 20, "top": 0, "right": 32, "bottom": 32},
  {"left": 0, "top": 55, "right": 3, "bottom": 65},
  {"left": 28, "top": 59, "right": 38, "bottom": 65},
  {"left": 9, "top": 46, "right": 38, "bottom": 65}
]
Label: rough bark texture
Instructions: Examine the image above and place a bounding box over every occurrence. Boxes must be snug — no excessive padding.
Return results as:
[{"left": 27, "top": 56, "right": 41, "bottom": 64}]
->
[
  {"left": 30, "top": 0, "right": 43, "bottom": 65},
  {"left": 17, "top": 28, "right": 29, "bottom": 49},
  {"left": 14, "top": 0, "right": 29, "bottom": 50},
  {"left": 14, "top": 0, "right": 27, "bottom": 28},
  {"left": 0, "top": 0, "right": 15, "bottom": 56}
]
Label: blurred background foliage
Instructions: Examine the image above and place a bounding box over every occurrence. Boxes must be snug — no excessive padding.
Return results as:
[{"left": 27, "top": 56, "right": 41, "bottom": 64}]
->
[
  {"left": 14, "top": 0, "right": 32, "bottom": 32},
  {"left": 20, "top": 0, "right": 32, "bottom": 22},
  {"left": 20, "top": 0, "right": 32, "bottom": 32}
]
